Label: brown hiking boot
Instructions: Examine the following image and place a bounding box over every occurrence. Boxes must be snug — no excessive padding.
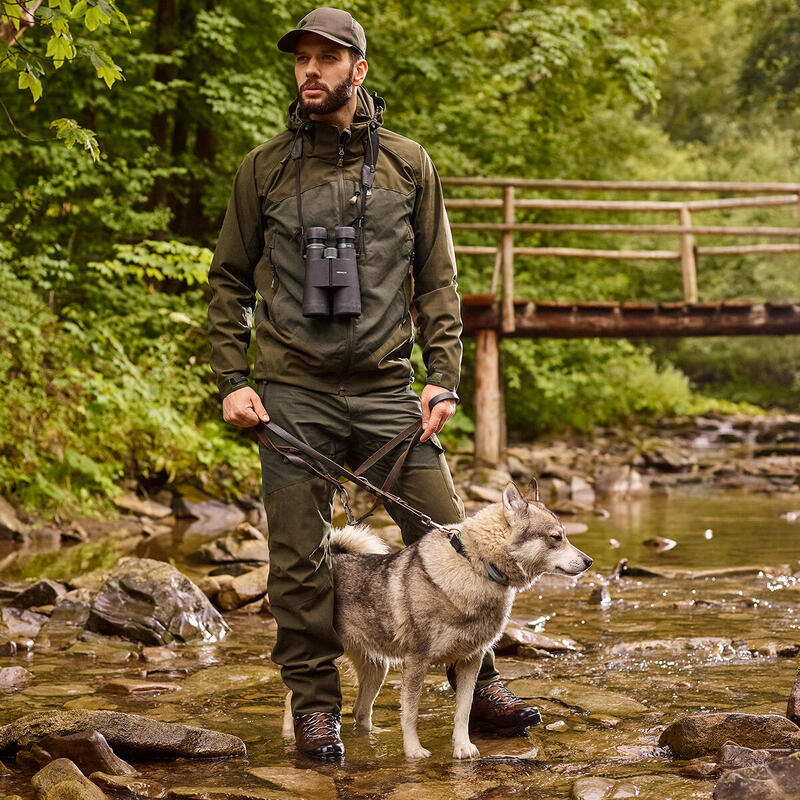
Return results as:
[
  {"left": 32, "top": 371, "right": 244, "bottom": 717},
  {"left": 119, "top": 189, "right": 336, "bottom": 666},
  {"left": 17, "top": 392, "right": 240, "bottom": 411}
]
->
[
  {"left": 469, "top": 680, "right": 543, "bottom": 736},
  {"left": 293, "top": 711, "right": 344, "bottom": 760}
]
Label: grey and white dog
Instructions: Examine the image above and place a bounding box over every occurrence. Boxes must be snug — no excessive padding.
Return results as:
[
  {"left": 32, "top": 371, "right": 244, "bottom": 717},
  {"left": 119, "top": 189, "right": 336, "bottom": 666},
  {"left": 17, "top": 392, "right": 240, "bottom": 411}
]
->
[{"left": 284, "top": 482, "right": 592, "bottom": 760}]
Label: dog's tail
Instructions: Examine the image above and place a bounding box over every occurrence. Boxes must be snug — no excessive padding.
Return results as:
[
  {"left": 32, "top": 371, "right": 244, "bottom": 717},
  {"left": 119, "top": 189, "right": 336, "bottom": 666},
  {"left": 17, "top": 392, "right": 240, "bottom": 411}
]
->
[{"left": 330, "top": 524, "right": 390, "bottom": 555}]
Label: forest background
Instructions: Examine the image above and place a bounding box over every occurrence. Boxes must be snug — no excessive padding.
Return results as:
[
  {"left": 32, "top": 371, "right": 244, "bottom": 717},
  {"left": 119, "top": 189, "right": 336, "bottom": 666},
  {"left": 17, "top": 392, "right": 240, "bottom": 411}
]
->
[{"left": 1, "top": 0, "right": 798, "bottom": 514}]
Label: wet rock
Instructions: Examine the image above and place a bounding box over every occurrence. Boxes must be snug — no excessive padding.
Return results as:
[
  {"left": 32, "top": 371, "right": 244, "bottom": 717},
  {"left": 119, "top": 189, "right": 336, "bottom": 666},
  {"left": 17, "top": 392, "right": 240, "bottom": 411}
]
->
[
  {"left": 588, "top": 583, "right": 612, "bottom": 608},
  {"left": 0, "top": 497, "right": 29, "bottom": 539},
  {"left": 40, "top": 732, "right": 138, "bottom": 778},
  {"left": 570, "top": 476, "right": 595, "bottom": 509},
  {"left": 642, "top": 536, "right": 677, "bottom": 552},
  {"left": 248, "top": 766, "right": 336, "bottom": 796},
  {"left": 0, "top": 581, "right": 29, "bottom": 600},
  {"left": 89, "top": 773, "right": 166, "bottom": 800},
  {"left": 50, "top": 590, "right": 93, "bottom": 628},
  {"left": 465, "top": 485, "right": 503, "bottom": 503},
  {"left": 207, "top": 565, "right": 250, "bottom": 578},
  {"left": 507, "top": 678, "right": 647, "bottom": 717},
  {"left": 141, "top": 648, "right": 176, "bottom": 664},
  {"left": 31, "top": 758, "right": 107, "bottom": 800},
  {"left": 680, "top": 758, "right": 718, "bottom": 778},
  {"left": 610, "top": 637, "right": 734, "bottom": 657},
  {"left": 714, "top": 752, "right": 800, "bottom": 800},
  {"left": 69, "top": 571, "right": 112, "bottom": 594},
  {"left": 570, "top": 777, "right": 639, "bottom": 799},
  {"left": 0, "top": 711, "right": 246, "bottom": 759},
  {"left": 66, "top": 637, "right": 138, "bottom": 663},
  {"left": 495, "top": 620, "right": 581, "bottom": 655},
  {"left": 216, "top": 566, "right": 270, "bottom": 612},
  {"left": 101, "top": 679, "right": 180, "bottom": 695},
  {"left": 10, "top": 580, "right": 67, "bottom": 610},
  {"left": 2, "top": 608, "right": 47, "bottom": 638},
  {"left": 88, "top": 559, "right": 229, "bottom": 645},
  {"left": 236, "top": 495, "right": 268, "bottom": 534},
  {"left": 718, "top": 743, "right": 789, "bottom": 770},
  {"left": 114, "top": 493, "right": 172, "bottom": 520},
  {"left": 0, "top": 758, "right": 11, "bottom": 775},
  {"left": 187, "top": 527, "right": 269, "bottom": 565},
  {"left": 175, "top": 497, "right": 246, "bottom": 539},
  {"left": 788, "top": 672, "right": 800, "bottom": 725},
  {"left": 168, "top": 789, "right": 281, "bottom": 800},
  {"left": 180, "top": 665, "right": 279, "bottom": 698},
  {"left": 16, "top": 743, "right": 51, "bottom": 771},
  {"left": 659, "top": 713, "right": 800, "bottom": 759},
  {"left": 0, "top": 667, "right": 33, "bottom": 689}
]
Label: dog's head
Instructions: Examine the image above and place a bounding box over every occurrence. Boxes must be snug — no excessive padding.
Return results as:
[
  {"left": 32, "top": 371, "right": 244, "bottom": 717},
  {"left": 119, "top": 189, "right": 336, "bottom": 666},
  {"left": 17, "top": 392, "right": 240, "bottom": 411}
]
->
[{"left": 501, "top": 481, "right": 593, "bottom": 588}]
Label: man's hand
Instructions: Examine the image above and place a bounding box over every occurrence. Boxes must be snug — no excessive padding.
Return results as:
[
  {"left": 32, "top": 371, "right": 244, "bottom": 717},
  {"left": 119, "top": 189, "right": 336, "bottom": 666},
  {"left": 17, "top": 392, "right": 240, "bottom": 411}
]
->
[
  {"left": 420, "top": 384, "right": 456, "bottom": 443},
  {"left": 222, "top": 386, "right": 270, "bottom": 428}
]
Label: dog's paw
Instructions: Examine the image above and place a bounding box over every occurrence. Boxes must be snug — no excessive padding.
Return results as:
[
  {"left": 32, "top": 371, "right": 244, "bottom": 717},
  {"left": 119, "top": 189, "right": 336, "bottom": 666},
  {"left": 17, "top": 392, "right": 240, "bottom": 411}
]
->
[
  {"left": 405, "top": 744, "right": 432, "bottom": 759},
  {"left": 354, "top": 716, "right": 373, "bottom": 732},
  {"left": 452, "top": 741, "right": 480, "bottom": 759}
]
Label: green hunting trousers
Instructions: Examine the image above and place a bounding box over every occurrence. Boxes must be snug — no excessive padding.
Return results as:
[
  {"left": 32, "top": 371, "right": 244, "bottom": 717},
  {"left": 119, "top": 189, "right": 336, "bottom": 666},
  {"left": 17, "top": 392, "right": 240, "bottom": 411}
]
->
[{"left": 258, "top": 381, "right": 500, "bottom": 715}]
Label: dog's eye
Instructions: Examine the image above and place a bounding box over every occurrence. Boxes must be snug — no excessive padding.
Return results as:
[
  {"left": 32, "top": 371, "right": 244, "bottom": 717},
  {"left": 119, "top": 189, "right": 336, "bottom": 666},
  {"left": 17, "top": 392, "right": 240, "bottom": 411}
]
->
[{"left": 550, "top": 532, "right": 563, "bottom": 542}]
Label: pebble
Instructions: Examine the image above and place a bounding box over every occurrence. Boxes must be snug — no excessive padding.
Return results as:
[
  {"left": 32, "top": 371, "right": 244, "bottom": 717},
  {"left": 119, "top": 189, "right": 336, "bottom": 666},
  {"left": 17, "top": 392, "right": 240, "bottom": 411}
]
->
[{"left": 0, "top": 667, "right": 33, "bottom": 690}]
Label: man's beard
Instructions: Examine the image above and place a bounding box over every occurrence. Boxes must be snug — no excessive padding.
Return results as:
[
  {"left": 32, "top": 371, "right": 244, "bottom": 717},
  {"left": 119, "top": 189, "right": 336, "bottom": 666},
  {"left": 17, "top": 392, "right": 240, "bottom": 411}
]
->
[{"left": 298, "top": 71, "right": 355, "bottom": 116}]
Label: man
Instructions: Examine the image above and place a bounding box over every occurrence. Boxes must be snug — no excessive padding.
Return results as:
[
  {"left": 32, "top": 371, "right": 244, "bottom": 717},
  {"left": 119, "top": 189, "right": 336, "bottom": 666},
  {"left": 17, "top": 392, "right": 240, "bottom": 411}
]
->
[{"left": 207, "top": 6, "right": 541, "bottom": 761}]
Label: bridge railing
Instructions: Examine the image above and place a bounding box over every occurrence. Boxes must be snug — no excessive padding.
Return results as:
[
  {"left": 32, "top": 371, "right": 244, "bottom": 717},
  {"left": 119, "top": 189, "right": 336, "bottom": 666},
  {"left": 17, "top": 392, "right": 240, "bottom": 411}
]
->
[
  {"left": 442, "top": 178, "right": 800, "bottom": 466},
  {"left": 443, "top": 178, "right": 800, "bottom": 333}
]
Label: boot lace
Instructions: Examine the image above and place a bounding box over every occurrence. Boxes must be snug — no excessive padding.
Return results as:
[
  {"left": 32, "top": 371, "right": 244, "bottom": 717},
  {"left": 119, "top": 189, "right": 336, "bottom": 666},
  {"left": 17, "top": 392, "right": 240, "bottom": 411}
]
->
[
  {"left": 478, "top": 680, "right": 523, "bottom": 711},
  {"left": 300, "top": 712, "right": 340, "bottom": 737}
]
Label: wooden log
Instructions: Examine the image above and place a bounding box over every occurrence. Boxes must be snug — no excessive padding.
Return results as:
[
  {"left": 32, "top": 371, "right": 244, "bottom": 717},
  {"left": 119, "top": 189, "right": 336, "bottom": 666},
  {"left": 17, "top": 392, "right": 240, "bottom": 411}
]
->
[
  {"left": 449, "top": 223, "right": 800, "bottom": 237},
  {"left": 474, "top": 330, "right": 502, "bottom": 467},
  {"left": 696, "top": 244, "right": 800, "bottom": 256},
  {"left": 441, "top": 177, "right": 800, "bottom": 193},
  {"left": 679, "top": 206, "right": 698, "bottom": 303},
  {"left": 512, "top": 247, "right": 680, "bottom": 260},
  {"left": 501, "top": 186, "right": 515, "bottom": 333},
  {"left": 461, "top": 303, "right": 800, "bottom": 338}
]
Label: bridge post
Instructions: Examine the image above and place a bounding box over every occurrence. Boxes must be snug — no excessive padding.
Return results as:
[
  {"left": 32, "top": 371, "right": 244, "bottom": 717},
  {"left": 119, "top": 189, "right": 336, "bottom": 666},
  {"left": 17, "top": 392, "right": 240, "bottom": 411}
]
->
[
  {"left": 502, "top": 186, "right": 516, "bottom": 333},
  {"left": 679, "top": 205, "right": 698, "bottom": 302},
  {"left": 474, "top": 329, "right": 502, "bottom": 466}
]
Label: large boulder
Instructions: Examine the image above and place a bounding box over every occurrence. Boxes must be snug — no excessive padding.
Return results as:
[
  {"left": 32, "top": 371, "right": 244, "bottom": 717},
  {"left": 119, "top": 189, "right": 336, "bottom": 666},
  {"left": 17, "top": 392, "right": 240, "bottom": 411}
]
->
[
  {"left": 714, "top": 752, "right": 800, "bottom": 800},
  {"left": 659, "top": 713, "right": 800, "bottom": 759},
  {"left": 87, "top": 559, "right": 229, "bottom": 645},
  {"left": 31, "top": 758, "right": 107, "bottom": 800},
  {"left": 0, "top": 711, "right": 245, "bottom": 760}
]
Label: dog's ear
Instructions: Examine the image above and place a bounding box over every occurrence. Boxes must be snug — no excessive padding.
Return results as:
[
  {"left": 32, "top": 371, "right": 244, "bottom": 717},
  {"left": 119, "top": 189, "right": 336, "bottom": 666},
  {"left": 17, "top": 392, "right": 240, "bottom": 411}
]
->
[
  {"left": 523, "top": 477, "right": 540, "bottom": 503},
  {"left": 502, "top": 482, "right": 528, "bottom": 522}
]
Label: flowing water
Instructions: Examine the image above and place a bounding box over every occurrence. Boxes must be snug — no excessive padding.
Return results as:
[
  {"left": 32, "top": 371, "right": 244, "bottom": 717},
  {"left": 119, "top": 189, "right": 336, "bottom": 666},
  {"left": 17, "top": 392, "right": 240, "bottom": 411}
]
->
[{"left": 1, "top": 492, "right": 799, "bottom": 799}]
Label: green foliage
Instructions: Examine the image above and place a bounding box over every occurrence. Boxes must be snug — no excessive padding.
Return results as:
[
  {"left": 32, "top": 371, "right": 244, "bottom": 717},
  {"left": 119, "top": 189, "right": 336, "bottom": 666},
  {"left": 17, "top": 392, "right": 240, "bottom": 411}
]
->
[{"left": 1, "top": 537, "right": 125, "bottom": 581}]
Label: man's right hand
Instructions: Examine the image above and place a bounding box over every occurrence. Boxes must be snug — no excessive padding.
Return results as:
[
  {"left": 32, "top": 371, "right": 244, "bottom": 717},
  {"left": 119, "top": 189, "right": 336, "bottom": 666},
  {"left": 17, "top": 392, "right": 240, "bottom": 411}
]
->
[{"left": 222, "top": 387, "right": 270, "bottom": 428}]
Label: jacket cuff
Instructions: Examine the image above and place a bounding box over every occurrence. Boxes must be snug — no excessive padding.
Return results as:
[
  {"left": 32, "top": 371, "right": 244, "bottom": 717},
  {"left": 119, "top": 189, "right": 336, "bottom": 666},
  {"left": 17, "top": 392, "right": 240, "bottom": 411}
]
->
[
  {"left": 217, "top": 372, "right": 251, "bottom": 399},
  {"left": 425, "top": 371, "right": 459, "bottom": 392}
]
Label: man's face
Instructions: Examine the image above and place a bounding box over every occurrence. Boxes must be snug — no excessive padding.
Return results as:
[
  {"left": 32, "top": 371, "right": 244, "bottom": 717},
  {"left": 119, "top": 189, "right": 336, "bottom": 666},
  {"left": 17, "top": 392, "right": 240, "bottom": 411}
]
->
[{"left": 294, "top": 33, "right": 360, "bottom": 116}]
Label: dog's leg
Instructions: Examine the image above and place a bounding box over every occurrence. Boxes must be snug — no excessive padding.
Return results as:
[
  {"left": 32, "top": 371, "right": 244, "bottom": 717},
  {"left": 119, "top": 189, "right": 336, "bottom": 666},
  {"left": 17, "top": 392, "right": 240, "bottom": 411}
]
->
[
  {"left": 351, "top": 652, "right": 389, "bottom": 731},
  {"left": 400, "top": 654, "right": 431, "bottom": 758},
  {"left": 281, "top": 691, "right": 294, "bottom": 740},
  {"left": 451, "top": 654, "right": 482, "bottom": 759}
]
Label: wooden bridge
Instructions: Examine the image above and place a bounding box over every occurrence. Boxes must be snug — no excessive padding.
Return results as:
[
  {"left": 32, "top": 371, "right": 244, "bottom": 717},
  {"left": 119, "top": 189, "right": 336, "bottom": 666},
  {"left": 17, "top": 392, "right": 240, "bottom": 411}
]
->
[{"left": 444, "top": 178, "right": 800, "bottom": 465}]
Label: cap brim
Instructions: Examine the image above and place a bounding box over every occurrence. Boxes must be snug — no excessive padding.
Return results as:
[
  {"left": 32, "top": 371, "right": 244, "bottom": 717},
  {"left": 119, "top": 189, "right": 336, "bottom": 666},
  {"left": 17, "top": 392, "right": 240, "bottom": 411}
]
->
[{"left": 277, "top": 27, "right": 362, "bottom": 54}]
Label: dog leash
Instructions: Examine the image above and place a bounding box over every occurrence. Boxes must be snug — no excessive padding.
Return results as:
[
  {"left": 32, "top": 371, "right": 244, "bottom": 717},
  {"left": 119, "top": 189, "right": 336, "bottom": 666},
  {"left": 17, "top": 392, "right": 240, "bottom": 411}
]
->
[{"left": 250, "top": 390, "right": 510, "bottom": 586}]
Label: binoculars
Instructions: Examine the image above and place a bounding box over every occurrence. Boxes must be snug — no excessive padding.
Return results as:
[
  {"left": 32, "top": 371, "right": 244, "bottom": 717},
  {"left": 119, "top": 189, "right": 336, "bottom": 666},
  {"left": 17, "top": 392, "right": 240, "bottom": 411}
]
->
[{"left": 302, "top": 226, "right": 361, "bottom": 318}]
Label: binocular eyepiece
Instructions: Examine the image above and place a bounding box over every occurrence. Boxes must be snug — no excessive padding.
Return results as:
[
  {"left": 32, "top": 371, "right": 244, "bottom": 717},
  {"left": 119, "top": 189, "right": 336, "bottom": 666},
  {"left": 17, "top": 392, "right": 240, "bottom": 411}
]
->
[{"left": 302, "top": 226, "right": 361, "bottom": 318}]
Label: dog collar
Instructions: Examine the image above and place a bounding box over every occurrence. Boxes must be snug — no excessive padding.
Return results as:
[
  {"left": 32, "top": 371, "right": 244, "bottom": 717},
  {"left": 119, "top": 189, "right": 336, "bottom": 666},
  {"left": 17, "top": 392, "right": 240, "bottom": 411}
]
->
[{"left": 448, "top": 531, "right": 510, "bottom": 586}]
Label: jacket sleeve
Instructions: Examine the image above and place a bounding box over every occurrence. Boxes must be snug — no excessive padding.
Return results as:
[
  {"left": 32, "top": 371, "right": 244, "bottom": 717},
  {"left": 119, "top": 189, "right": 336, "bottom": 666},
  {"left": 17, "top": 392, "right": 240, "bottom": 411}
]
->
[
  {"left": 411, "top": 147, "right": 463, "bottom": 392},
  {"left": 207, "top": 150, "right": 262, "bottom": 398}
]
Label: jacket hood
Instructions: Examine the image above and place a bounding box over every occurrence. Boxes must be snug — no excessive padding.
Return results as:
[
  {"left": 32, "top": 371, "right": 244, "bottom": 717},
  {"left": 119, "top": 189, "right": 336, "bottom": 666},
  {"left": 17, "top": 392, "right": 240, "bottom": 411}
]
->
[{"left": 288, "top": 86, "right": 386, "bottom": 131}]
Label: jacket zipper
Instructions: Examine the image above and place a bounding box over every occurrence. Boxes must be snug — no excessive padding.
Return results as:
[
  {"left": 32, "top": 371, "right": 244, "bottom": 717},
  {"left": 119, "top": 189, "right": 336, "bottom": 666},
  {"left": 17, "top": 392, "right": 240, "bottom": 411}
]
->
[{"left": 337, "top": 135, "right": 354, "bottom": 390}]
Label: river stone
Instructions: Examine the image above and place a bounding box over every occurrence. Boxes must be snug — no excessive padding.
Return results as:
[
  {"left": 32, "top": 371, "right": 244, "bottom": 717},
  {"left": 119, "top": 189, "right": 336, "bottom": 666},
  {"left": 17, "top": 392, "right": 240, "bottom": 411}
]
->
[
  {"left": 719, "top": 743, "right": 790, "bottom": 770},
  {"left": 588, "top": 583, "right": 612, "bottom": 608},
  {"left": 89, "top": 773, "right": 166, "bottom": 800},
  {"left": 178, "top": 499, "right": 247, "bottom": 539},
  {"left": 215, "top": 566, "right": 270, "bottom": 612},
  {"left": 659, "top": 713, "right": 800, "bottom": 759},
  {"left": 506, "top": 679, "right": 647, "bottom": 717},
  {"left": 168, "top": 789, "right": 290, "bottom": 800},
  {"left": 0, "top": 497, "right": 28, "bottom": 539},
  {"left": 495, "top": 620, "right": 580, "bottom": 655},
  {"left": 31, "top": 758, "right": 107, "bottom": 800},
  {"left": 465, "top": 485, "right": 503, "bottom": 503},
  {"left": 50, "top": 590, "right": 93, "bottom": 628},
  {"left": 0, "top": 668, "right": 33, "bottom": 690},
  {"left": 180, "top": 665, "right": 279, "bottom": 697},
  {"left": 610, "top": 637, "right": 733, "bottom": 657},
  {"left": 87, "top": 559, "right": 229, "bottom": 645},
  {"left": 570, "top": 476, "right": 595, "bottom": 509},
  {"left": 114, "top": 493, "right": 172, "bottom": 520},
  {"left": 788, "top": 672, "right": 800, "bottom": 725},
  {"left": 10, "top": 580, "right": 67, "bottom": 610},
  {"left": 714, "top": 752, "right": 800, "bottom": 800},
  {"left": 2, "top": 608, "right": 47, "bottom": 638},
  {"left": 40, "top": 732, "right": 138, "bottom": 778},
  {"left": 570, "top": 777, "right": 639, "bottom": 799},
  {"left": 188, "top": 528, "right": 269, "bottom": 566},
  {"left": 248, "top": 766, "right": 336, "bottom": 796},
  {"left": 101, "top": 679, "right": 180, "bottom": 695},
  {"left": 0, "top": 711, "right": 246, "bottom": 759}
]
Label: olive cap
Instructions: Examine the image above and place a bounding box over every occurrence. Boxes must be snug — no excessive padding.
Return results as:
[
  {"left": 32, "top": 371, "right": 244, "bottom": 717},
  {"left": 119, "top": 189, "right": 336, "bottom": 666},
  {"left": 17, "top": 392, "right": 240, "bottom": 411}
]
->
[{"left": 278, "top": 7, "right": 367, "bottom": 57}]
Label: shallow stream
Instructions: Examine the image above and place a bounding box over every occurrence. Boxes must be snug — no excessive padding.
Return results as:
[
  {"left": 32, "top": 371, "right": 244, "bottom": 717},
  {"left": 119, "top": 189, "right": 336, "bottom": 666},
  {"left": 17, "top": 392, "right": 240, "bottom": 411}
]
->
[{"left": 2, "top": 492, "right": 799, "bottom": 799}]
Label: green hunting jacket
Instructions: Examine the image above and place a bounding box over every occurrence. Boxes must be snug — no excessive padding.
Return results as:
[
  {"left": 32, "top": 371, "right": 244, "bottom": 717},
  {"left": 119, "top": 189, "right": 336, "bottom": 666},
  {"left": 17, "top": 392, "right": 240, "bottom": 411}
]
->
[{"left": 207, "top": 87, "right": 463, "bottom": 399}]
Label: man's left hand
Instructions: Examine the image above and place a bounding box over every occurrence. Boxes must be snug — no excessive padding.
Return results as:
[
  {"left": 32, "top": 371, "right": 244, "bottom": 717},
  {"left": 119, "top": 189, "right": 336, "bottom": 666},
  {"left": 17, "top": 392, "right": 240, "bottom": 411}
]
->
[{"left": 420, "top": 384, "right": 456, "bottom": 443}]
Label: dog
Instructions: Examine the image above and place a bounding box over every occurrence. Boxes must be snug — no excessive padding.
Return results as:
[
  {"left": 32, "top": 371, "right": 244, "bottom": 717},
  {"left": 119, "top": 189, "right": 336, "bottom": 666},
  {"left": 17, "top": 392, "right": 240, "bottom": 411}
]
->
[{"left": 303, "top": 480, "right": 594, "bottom": 760}]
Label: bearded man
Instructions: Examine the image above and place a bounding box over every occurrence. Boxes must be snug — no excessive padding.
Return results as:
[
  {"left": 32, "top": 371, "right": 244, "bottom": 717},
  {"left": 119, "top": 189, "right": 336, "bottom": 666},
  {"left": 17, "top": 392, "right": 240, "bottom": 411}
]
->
[{"left": 207, "top": 6, "right": 542, "bottom": 761}]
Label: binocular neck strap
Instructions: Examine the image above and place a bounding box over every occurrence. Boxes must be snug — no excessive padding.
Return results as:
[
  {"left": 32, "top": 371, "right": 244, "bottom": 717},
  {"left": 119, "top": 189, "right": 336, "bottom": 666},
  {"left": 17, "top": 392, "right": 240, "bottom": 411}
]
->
[{"left": 290, "top": 123, "right": 381, "bottom": 258}]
